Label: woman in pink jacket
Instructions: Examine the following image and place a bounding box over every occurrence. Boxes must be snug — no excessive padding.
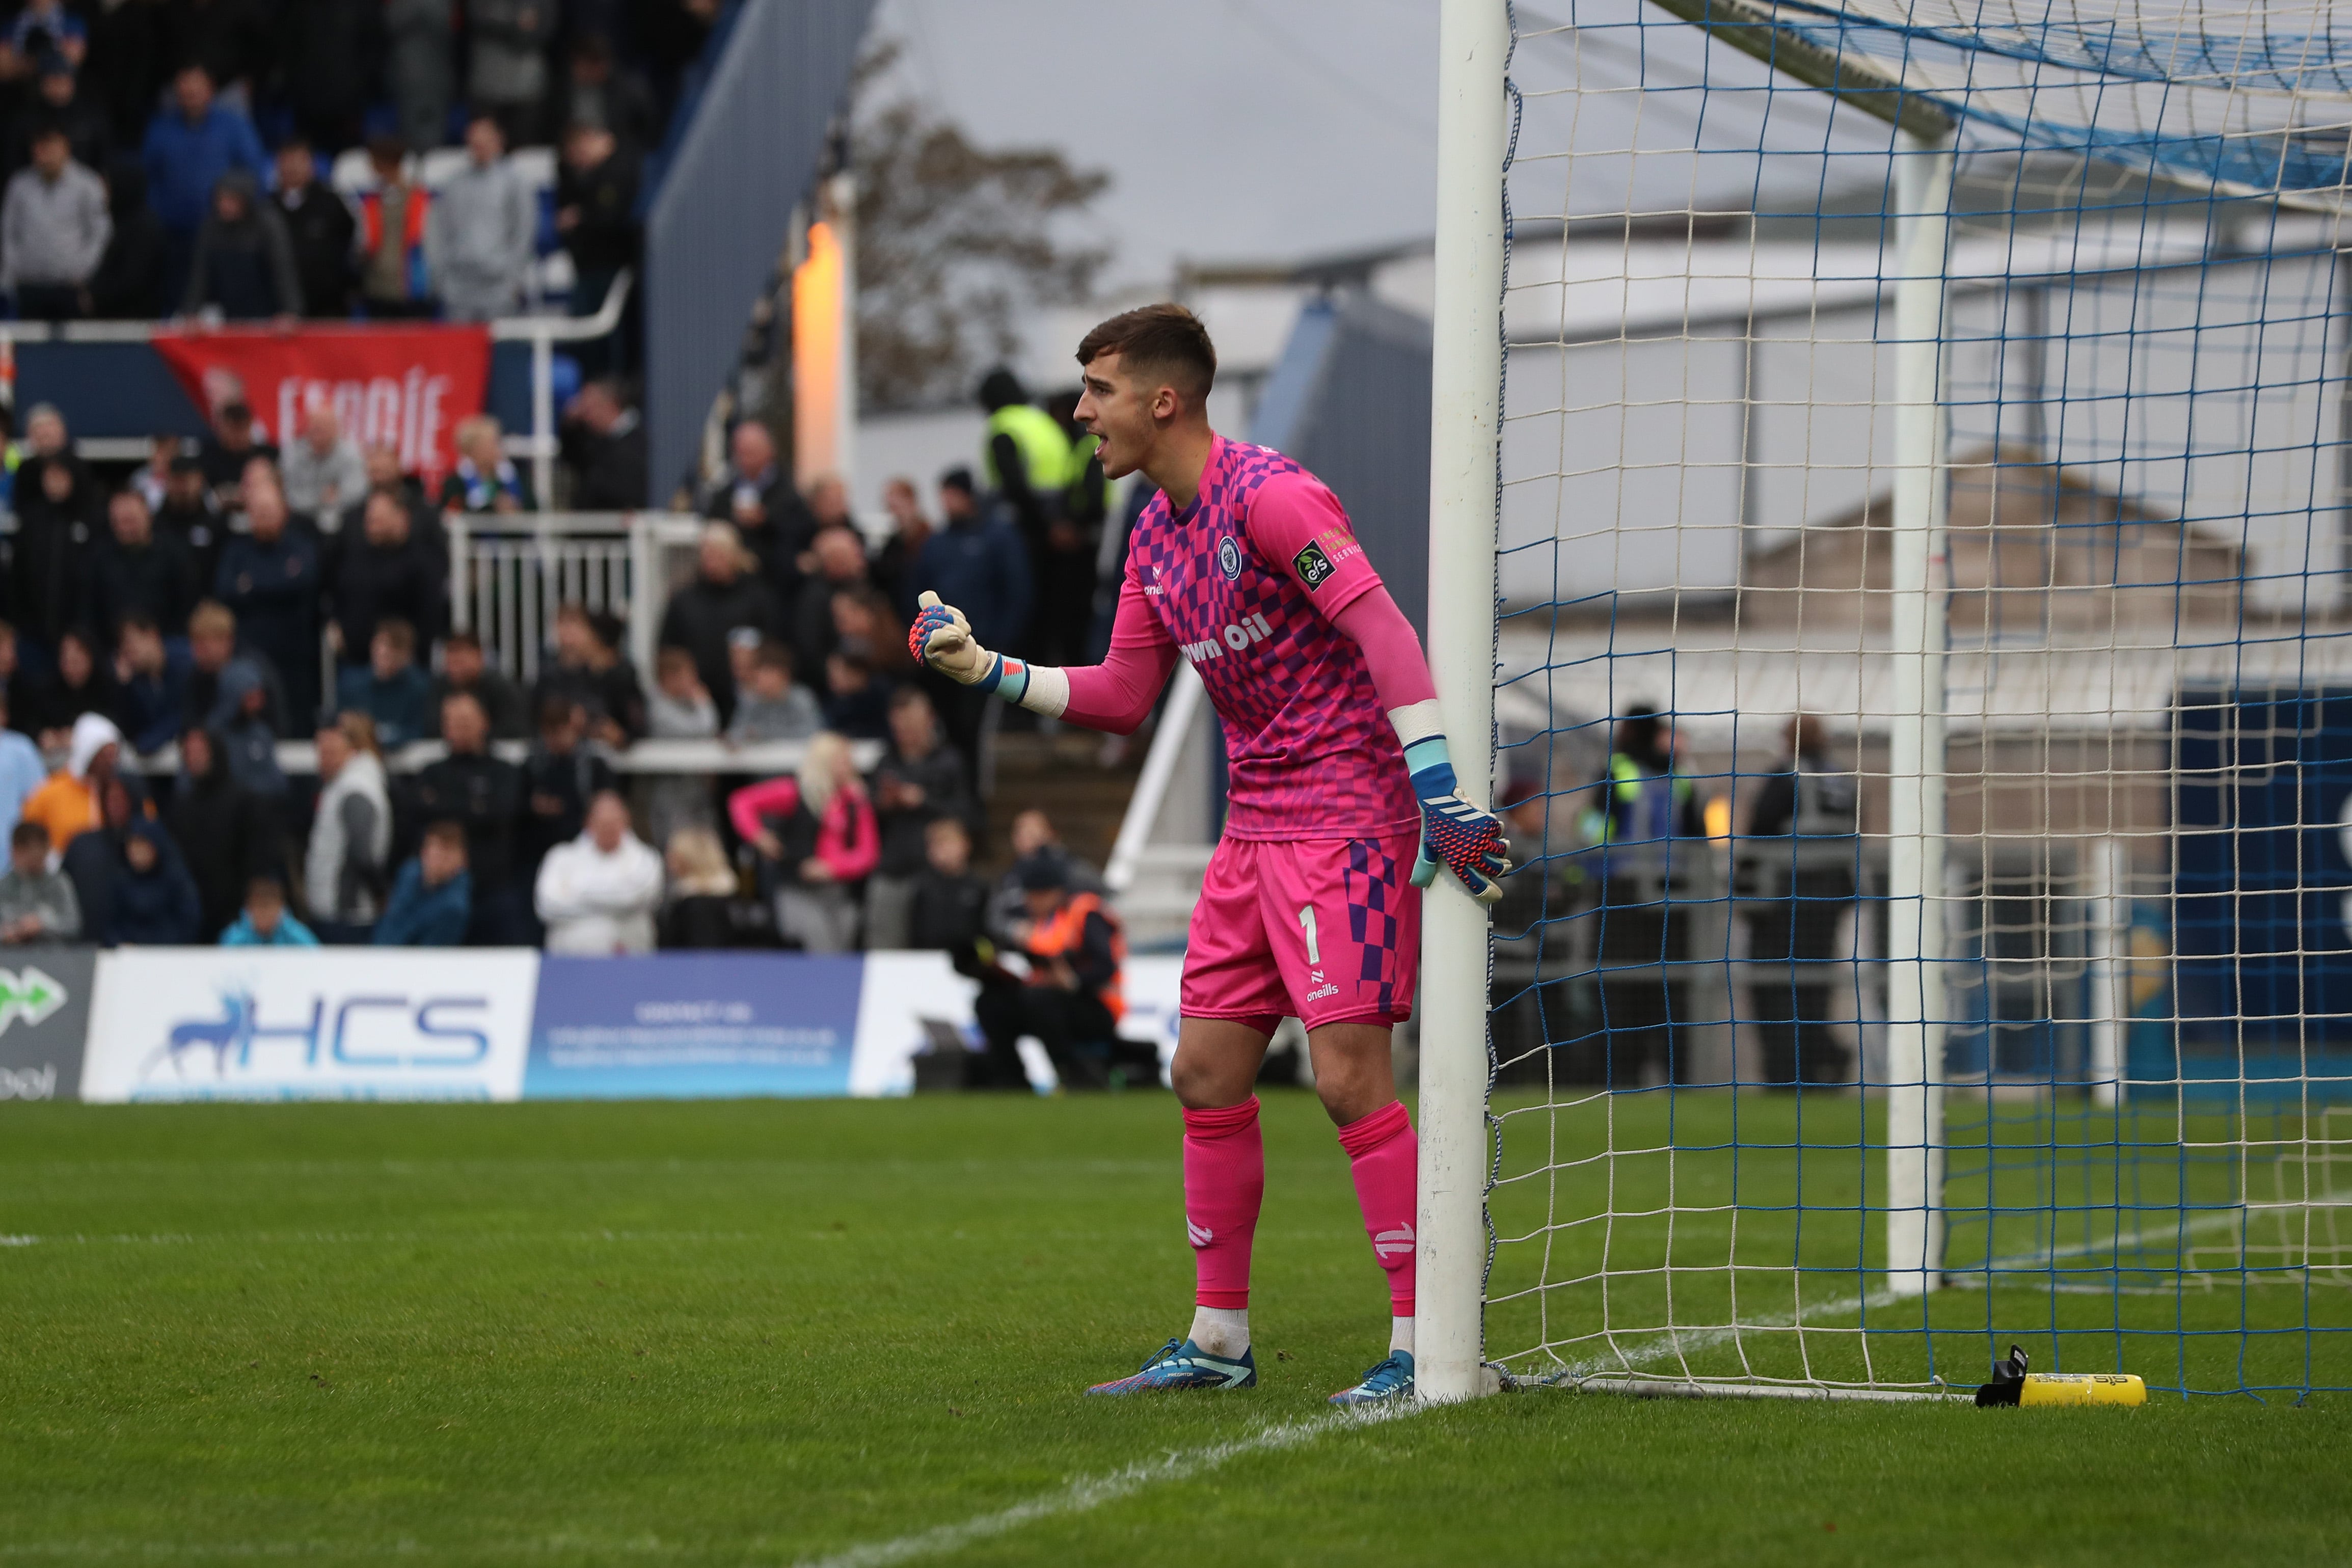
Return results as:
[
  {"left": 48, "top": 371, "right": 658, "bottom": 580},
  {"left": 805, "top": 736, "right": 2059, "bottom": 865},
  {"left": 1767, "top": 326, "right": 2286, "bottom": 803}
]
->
[{"left": 727, "top": 731, "right": 878, "bottom": 951}]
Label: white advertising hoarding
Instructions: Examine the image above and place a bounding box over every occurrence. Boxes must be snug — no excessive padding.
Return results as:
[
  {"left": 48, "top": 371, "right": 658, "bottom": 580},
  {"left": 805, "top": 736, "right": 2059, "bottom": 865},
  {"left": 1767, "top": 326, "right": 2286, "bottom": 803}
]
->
[
  {"left": 847, "top": 953, "right": 1185, "bottom": 1095},
  {"left": 80, "top": 950, "right": 540, "bottom": 1102}
]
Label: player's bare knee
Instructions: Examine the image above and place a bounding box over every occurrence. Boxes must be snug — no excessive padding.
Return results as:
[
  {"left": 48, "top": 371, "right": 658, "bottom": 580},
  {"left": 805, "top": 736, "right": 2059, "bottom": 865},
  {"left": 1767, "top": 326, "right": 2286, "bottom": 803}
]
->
[{"left": 1170, "top": 1052, "right": 1248, "bottom": 1109}]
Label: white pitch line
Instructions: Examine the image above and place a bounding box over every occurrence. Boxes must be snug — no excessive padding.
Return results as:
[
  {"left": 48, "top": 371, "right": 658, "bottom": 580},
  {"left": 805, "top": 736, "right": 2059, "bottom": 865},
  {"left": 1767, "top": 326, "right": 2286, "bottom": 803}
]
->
[{"left": 791, "top": 1402, "right": 1417, "bottom": 1568}]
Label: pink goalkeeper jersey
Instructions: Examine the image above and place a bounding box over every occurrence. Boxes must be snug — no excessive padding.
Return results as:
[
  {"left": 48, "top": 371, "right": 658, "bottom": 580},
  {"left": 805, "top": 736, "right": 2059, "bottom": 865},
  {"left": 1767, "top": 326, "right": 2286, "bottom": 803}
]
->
[{"left": 1123, "top": 436, "right": 1417, "bottom": 842}]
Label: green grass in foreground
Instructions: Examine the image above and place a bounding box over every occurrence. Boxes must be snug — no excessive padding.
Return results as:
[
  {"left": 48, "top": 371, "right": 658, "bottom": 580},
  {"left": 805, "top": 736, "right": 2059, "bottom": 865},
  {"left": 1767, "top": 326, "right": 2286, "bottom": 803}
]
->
[{"left": 1, "top": 1095, "right": 2345, "bottom": 1567}]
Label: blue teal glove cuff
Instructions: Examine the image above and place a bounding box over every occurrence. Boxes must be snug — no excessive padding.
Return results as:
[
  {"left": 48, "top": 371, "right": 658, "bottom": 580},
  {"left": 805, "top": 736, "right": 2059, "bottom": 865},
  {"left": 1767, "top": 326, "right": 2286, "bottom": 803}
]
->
[{"left": 1404, "top": 735, "right": 1457, "bottom": 800}]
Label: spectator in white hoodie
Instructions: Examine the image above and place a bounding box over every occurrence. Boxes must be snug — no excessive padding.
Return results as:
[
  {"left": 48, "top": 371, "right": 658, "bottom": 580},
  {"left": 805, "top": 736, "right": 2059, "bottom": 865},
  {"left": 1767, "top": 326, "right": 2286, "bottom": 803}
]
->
[{"left": 534, "top": 790, "right": 662, "bottom": 955}]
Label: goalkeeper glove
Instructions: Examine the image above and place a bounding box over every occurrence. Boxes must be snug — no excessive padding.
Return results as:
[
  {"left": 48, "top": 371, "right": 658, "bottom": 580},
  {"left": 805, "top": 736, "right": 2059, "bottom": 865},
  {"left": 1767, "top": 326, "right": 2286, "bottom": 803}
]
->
[
  {"left": 1403, "top": 735, "right": 1513, "bottom": 905},
  {"left": 910, "top": 590, "right": 1036, "bottom": 701}
]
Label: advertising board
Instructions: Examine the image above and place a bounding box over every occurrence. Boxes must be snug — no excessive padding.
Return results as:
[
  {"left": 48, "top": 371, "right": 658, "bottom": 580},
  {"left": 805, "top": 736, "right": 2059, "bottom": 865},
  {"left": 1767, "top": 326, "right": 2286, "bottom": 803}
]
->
[
  {"left": 79, "top": 950, "right": 538, "bottom": 1102},
  {"left": 0, "top": 949, "right": 95, "bottom": 1103},
  {"left": 524, "top": 954, "right": 862, "bottom": 1098}
]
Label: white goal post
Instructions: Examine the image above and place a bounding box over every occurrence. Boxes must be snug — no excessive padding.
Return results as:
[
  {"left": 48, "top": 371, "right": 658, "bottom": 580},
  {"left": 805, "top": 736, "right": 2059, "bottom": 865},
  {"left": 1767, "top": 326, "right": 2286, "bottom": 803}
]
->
[
  {"left": 1414, "top": 0, "right": 1515, "bottom": 1405},
  {"left": 1414, "top": 0, "right": 2352, "bottom": 1401}
]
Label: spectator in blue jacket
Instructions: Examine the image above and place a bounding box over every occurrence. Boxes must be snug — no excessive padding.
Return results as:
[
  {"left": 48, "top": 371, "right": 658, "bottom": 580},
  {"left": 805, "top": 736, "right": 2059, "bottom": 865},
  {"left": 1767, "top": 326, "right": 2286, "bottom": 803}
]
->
[
  {"left": 912, "top": 468, "right": 1032, "bottom": 656},
  {"left": 220, "top": 875, "right": 318, "bottom": 947},
  {"left": 140, "top": 65, "right": 266, "bottom": 299},
  {"left": 109, "top": 614, "right": 190, "bottom": 756},
  {"left": 374, "top": 820, "right": 472, "bottom": 947},
  {"left": 334, "top": 617, "right": 433, "bottom": 749},
  {"left": 214, "top": 474, "right": 320, "bottom": 725},
  {"left": 911, "top": 468, "right": 1031, "bottom": 776}
]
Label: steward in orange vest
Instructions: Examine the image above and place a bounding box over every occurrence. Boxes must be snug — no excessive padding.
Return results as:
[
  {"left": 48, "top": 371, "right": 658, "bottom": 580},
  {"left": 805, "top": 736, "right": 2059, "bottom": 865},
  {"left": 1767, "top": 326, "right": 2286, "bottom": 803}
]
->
[{"left": 971, "top": 851, "right": 1126, "bottom": 1090}]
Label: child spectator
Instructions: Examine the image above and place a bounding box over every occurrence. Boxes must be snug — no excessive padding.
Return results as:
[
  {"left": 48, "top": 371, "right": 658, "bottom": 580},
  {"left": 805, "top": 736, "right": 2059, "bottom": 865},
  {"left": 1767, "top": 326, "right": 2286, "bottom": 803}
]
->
[
  {"left": 728, "top": 732, "right": 877, "bottom": 952},
  {"left": 863, "top": 686, "right": 974, "bottom": 950},
  {"left": 534, "top": 790, "right": 663, "bottom": 955},
  {"left": 908, "top": 816, "right": 987, "bottom": 954},
  {"left": 822, "top": 652, "right": 888, "bottom": 741},
  {"left": 334, "top": 617, "right": 432, "bottom": 748},
  {"left": 374, "top": 820, "right": 472, "bottom": 947},
  {"left": 220, "top": 874, "right": 318, "bottom": 947},
  {"left": 305, "top": 712, "right": 391, "bottom": 941},
  {"left": 659, "top": 825, "right": 738, "bottom": 950},
  {"left": 0, "top": 821, "right": 79, "bottom": 945},
  {"left": 439, "top": 413, "right": 533, "bottom": 512},
  {"left": 644, "top": 645, "right": 717, "bottom": 849},
  {"left": 521, "top": 696, "right": 616, "bottom": 875},
  {"left": 725, "top": 641, "right": 820, "bottom": 745},
  {"left": 429, "top": 630, "right": 529, "bottom": 741},
  {"left": 108, "top": 818, "right": 200, "bottom": 945}
]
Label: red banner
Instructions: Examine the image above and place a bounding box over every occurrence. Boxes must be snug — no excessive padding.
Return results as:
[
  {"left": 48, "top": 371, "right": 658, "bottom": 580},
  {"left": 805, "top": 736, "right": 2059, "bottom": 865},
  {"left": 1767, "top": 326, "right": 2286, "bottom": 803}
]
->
[{"left": 150, "top": 325, "right": 494, "bottom": 484}]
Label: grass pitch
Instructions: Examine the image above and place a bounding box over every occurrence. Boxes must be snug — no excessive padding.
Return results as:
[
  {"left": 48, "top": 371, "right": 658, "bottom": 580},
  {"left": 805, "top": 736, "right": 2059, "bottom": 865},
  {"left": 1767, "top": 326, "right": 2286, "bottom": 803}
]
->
[{"left": 2, "top": 1094, "right": 2345, "bottom": 1566}]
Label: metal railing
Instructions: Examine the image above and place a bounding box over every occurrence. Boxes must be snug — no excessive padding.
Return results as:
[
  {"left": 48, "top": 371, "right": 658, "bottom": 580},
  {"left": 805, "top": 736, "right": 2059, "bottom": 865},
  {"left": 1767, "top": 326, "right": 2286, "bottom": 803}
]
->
[{"left": 444, "top": 510, "right": 704, "bottom": 682}]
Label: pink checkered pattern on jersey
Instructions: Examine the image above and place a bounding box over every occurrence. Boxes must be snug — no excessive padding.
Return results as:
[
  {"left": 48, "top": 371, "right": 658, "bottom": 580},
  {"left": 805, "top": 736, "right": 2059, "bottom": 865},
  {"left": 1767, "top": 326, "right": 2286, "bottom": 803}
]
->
[{"left": 1127, "top": 439, "right": 1417, "bottom": 841}]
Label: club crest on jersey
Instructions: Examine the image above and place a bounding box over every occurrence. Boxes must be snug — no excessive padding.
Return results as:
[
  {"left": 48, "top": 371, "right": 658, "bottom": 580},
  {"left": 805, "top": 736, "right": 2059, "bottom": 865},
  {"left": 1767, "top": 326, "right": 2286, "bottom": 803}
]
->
[
  {"left": 1293, "top": 539, "right": 1336, "bottom": 590},
  {"left": 1218, "top": 535, "right": 1242, "bottom": 581}
]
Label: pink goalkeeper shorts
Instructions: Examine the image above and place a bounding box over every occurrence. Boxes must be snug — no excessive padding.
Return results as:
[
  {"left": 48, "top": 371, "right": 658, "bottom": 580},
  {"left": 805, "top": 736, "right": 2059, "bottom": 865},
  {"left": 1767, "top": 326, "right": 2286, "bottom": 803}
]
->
[{"left": 1181, "top": 831, "right": 1423, "bottom": 1033}]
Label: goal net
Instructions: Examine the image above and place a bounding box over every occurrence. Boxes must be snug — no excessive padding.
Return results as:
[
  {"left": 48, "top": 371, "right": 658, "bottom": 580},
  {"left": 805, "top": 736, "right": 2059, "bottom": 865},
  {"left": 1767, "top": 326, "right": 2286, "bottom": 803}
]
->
[{"left": 1471, "top": 0, "right": 2352, "bottom": 1398}]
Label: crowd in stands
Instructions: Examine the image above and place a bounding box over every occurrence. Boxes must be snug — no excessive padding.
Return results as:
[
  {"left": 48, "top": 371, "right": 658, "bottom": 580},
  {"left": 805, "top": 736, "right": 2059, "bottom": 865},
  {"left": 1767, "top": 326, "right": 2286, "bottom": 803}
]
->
[
  {"left": 0, "top": 0, "right": 714, "bottom": 326},
  {"left": 0, "top": 368, "right": 1127, "bottom": 968}
]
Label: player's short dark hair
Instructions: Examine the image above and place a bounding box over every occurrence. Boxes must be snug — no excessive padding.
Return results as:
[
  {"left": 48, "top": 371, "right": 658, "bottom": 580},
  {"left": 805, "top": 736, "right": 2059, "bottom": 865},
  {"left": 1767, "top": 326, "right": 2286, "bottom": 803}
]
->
[{"left": 1076, "top": 303, "right": 1216, "bottom": 401}]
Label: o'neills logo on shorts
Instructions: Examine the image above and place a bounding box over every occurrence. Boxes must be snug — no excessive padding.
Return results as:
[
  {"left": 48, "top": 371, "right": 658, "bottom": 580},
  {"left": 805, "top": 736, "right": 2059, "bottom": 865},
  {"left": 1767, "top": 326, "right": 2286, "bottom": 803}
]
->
[{"left": 1305, "top": 982, "right": 1340, "bottom": 1002}]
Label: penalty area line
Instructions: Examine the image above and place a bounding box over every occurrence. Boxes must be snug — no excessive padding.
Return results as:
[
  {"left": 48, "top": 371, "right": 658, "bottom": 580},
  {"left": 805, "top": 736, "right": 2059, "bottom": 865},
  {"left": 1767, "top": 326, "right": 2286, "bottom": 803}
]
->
[{"left": 791, "top": 1401, "right": 1420, "bottom": 1568}]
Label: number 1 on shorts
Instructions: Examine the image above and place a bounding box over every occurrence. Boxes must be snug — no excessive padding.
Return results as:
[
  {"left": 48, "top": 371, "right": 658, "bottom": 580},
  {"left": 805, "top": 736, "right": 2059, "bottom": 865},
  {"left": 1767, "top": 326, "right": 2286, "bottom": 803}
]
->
[{"left": 1298, "top": 904, "right": 1321, "bottom": 965}]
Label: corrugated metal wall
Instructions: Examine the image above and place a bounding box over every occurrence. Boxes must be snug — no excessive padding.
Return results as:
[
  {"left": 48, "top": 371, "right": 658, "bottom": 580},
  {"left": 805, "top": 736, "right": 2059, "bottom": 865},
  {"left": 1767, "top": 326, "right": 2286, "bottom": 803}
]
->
[
  {"left": 1251, "top": 293, "right": 1434, "bottom": 637},
  {"left": 643, "top": 0, "right": 875, "bottom": 507}
]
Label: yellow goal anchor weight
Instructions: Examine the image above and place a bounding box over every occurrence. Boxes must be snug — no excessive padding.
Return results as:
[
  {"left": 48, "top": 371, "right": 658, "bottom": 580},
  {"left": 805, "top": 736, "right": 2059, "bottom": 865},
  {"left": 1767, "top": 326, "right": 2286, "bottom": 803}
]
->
[{"left": 1975, "top": 1345, "right": 2148, "bottom": 1408}]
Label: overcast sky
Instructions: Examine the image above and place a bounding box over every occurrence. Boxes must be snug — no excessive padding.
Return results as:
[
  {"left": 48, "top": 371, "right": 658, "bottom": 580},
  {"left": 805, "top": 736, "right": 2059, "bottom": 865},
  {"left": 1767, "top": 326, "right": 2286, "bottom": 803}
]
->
[{"left": 867, "top": 0, "right": 1442, "bottom": 292}]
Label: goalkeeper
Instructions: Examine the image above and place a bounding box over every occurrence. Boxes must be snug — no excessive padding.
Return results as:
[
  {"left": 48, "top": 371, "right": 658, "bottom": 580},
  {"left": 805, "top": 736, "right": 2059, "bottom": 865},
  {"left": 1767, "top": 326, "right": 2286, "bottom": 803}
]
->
[{"left": 910, "top": 304, "right": 1510, "bottom": 1405}]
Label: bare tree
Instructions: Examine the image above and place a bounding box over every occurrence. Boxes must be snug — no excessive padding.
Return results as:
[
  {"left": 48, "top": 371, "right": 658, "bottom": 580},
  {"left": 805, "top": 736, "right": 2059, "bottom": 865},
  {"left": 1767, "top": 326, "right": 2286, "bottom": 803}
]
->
[{"left": 853, "top": 44, "right": 1112, "bottom": 412}]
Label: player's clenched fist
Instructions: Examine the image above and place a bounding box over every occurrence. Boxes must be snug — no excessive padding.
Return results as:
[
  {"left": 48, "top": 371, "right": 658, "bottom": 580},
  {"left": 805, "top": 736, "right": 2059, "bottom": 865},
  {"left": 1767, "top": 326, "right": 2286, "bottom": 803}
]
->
[{"left": 909, "top": 590, "right": 996, "bottom": 685}]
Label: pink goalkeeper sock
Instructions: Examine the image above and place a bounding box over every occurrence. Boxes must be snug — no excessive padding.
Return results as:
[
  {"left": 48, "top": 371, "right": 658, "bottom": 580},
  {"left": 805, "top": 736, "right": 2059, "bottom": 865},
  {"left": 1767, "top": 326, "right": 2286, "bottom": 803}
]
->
[
  {"left": 1337, "top": 1100, "right": 1418, "bottom": 1317},
  {"left": 1183, "top": 1097, "right": 1264, "bottom": 1309}
]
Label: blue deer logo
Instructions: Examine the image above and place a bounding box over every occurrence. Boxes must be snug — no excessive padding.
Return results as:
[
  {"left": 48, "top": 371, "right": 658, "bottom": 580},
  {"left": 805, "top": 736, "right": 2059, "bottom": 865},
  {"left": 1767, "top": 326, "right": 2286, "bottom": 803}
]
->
[{"left": 146, "top": 991, "right": 257, "bottom": 1078}]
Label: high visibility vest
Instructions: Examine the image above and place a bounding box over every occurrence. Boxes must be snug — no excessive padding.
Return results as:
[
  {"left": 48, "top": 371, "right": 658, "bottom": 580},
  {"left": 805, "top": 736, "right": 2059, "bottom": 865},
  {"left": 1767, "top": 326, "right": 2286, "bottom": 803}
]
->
[
  {"left": 983, "top": 403, "right": 1071, "bottom": 500},
  {"left": 1029, "top": 890, "right": 1125, "bottom": 1020},
  {"left": 1063, "top": 430, "right": 1112, "bottom": 520},
  {"left": 1582, "top": 752, "right": 1692, "bottom": 895}
]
